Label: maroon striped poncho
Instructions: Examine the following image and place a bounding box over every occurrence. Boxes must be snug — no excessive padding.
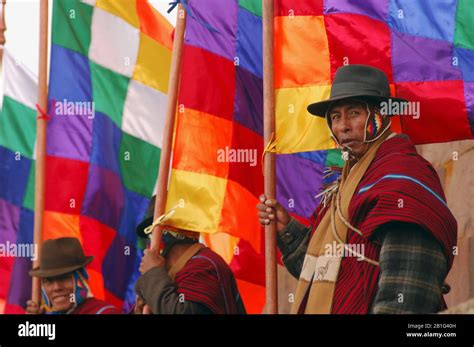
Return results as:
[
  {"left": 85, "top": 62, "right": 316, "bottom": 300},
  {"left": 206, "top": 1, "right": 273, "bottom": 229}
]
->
[
  {"left": 174, "top": 247, "right": 245, "bottom": 314},
  {"left": 307, "top": 134, "right": 457, "bottom": 314},
  {"left": 72, "top": 298, "right": 120, "bottom": 314}
]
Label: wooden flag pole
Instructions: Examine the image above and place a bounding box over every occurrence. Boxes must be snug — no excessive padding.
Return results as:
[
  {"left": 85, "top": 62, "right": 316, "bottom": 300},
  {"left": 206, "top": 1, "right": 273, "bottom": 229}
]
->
[
  {"left": 141, "top": 3, "right": 186, "bottom": 316},
  {"left": 150, "top": 5, "right": 186, "bottom": 252},
  {"left": 0, "top": 0, "right": 6, "bottom": 63},
  {"left": 262, "top": 0, "right": 278, "bottom": 314},
  {"left": 32, "top": 0, "right": 49, "bottom": 304}
]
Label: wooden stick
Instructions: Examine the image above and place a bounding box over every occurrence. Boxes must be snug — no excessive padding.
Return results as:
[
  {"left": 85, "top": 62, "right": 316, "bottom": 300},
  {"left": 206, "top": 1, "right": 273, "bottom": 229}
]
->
[
  {"left": 32, "top": 0, "right": 49, "bottom": 304},
  {"left": 150, "top": 4, "right": 186, "bottom": 252},
  {"left": 0, "top": 0, "right": 7, "bottom": 64},
  {"left": 262, "top": 0, "right": 278, "bottom": 314},
  {"left": 141, "top": 3, "right": 186, "bottom": 316}
]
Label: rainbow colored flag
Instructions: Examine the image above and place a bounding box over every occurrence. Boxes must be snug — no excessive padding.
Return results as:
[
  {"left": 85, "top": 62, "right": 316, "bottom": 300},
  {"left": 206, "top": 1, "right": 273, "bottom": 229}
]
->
[
  {"left": 0, "top": 50, "right": 38, "bottom": 313},
  {"left": 163, "top": 0, "right": 266, "bottom": 313},
  {"left": 3, "top": 0, "right": 471, "bottom": 315},
  {"left": 0, "top": 0, "right": 173, "bottom": 313},
  {"left": 272, "top": 0, "right": 472, "bottom": 310},
  {"left": 162, "top": 0, "right": 341, "bottom": 313},
  {"left": 163, "top": 0, "right": 473, "bottom": 312},
  {"left": 43, "top": 0, "right": 173, "bottom": 312},
  {"left": 274, "top": 0, "right": 474, "bottom": 150}
]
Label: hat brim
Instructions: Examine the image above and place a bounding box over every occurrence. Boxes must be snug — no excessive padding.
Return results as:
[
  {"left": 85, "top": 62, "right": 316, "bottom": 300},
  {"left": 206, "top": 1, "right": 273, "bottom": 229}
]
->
[
  {"left": 307, "top": 95, "right": 409, "bottom": 118},
  {"left": 136, "top": 216, "right": 153, "bottom": 239},
  {"left": 29, "top": 256, "right": 94, "bottom": 278}
]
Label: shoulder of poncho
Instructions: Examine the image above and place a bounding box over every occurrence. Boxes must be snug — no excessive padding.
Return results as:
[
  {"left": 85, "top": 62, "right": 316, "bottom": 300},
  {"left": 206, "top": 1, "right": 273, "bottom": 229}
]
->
[
  {"left": 371, "top": 136, "right": 435, "bottom": 176},
  {"left": 178, "top": 248, "right": 225, "bottom": 277},
  {"left": 73, "top": 298, "right": 118, "bottom": 314}
]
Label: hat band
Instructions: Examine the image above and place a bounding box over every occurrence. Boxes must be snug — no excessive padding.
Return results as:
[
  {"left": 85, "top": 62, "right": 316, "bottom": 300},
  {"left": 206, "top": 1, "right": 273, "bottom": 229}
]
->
[{"left": 330, "top": 81, "right": 390, "bottom": 99}]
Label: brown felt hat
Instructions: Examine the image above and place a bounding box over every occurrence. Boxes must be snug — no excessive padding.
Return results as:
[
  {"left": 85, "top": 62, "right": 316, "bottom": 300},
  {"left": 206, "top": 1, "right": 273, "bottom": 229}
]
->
[{"left": 29, "top": 237, "right": 94, "bottom": 278}]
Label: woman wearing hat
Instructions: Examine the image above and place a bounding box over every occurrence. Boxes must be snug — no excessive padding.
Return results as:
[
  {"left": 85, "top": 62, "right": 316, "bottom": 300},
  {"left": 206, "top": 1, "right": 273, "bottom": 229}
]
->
[
  {"left": 257, "top": 65, "right": 457, "bottom": 314},
  {"left": 27, "top": 237, "right": 120, "bottom": 314}
]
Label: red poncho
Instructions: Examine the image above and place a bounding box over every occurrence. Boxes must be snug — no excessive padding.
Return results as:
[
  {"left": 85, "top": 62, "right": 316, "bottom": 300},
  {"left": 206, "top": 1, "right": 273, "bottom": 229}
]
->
[
  {"left": 174, "top": 248, "right": 245, "bottom": 314},
  {"left": 308, "top": 135, "right": 457, "bottom": 314}
]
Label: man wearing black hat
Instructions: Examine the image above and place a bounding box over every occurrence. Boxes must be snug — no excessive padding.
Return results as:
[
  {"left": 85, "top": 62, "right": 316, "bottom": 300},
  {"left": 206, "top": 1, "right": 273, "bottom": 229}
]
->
[
  {"left": 27, "top": 237, "right": 120, "bottom": 314},
  {"left": 257, "top": 65, "right": 457, "bottom": 314},
  {"left": 134, "top": 197, "right": 246, "bottom": 314}
]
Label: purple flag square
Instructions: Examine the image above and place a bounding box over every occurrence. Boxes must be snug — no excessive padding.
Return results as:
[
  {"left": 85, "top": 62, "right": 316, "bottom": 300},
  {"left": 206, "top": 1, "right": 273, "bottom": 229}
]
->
[
  {"left": 7, "top": 256, "right": 32, "bottom": 308},
  {"left": 234, "top": 66, "right": 263, "bottom": 135},
  {"left": 0, "top": 199, "right": 20, "bottom": 245},
  {"left": 47, "top": 108, "right": 93, "bottom": 163},
  {"left": 391, "top": 31, "right": 462, "bottom": 82},
  {"left": 102, "top": 233, "right": 138, "bottom": 302},
  {"left": 464, "top": 82, "right": 474, "bottom": 137},
  {"left": 277, "top": 154, "right": 324, "bottom": 219},
  {"left": 186, "top": 0, "right": 238, "bottom": 61},
  {"left": 81, "top": 164, "right": 125, "bottom": 230},
  {"left": 324, "top": 0, "right": 389, "bottom": 22}
]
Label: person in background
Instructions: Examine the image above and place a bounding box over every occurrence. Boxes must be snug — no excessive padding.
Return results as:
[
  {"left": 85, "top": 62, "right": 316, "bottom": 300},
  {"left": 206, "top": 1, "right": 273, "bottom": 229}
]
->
[
  {"left": 27, "top": 237, "right": 120, "bottom": 314},
  {"left": 134, "top": 196, "right": 246, "bottom": 314}
]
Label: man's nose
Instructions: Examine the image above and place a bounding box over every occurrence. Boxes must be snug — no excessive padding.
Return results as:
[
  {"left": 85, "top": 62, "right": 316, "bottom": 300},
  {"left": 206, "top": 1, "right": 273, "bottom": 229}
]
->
[
  {"left": 338, "top": 115, "right": 351, "bottom": 133},
  {"left": 51, "top": 280, "right": 62, "bottom": 291}
]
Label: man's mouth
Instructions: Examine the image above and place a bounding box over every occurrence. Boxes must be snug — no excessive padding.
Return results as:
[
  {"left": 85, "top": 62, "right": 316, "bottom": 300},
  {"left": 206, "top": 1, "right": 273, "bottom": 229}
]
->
[
  {"left": 52, "top": 294, "right": 69, "bottom": 303},
  {"left": 340, "top": 139, "right": 358, "bottom": 147}
]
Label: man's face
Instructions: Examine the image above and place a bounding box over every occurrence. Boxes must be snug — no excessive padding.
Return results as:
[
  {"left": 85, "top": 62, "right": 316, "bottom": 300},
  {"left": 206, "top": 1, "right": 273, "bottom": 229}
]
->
[
  {"left": 328, "top": 99, "right": 370, "bottom": 158},
  {"left": 42, "top": 273, "right": 75, "bottom": 312}
]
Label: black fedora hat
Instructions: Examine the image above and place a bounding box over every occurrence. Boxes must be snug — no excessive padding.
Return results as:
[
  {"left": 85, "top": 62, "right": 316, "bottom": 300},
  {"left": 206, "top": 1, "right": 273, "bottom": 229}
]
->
[
  {"left": 136, "top": 196, "right": 156, "bottom": 239},
  {"left": 136, "top": 197, "right": 199, "bottom": 257},
  {"left": 307, "top": 64, "right": 408, "bottom": 117},
  {"left": 29, "top": 237, "right": 94, "bottom": 278}
]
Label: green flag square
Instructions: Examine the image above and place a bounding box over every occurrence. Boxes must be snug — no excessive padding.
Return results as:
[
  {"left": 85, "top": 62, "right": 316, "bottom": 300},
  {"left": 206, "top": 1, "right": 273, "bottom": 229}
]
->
[
  {"left": 52, "top": 0, "right": 93, "bottom": 56},
  {"left": 238, "top": 0, "right": 262, "bottom": 17},
  {"left": 454, "top": 0, "right": 474, "bottom": 50},
  {"left": 119, "top": 132, "right": 161, "bottom": 197},
  {"left": 325, "top": 149, "right": 344, "bottom": 168},
  {"left": 90, "top": 61, "right": 130, "bottom": 128},
  {"left": 23, "top": 162, "right": 36, "bottom": 211},
  {"left": 0, "top": 96, "right": 37, "bottom": 159}
]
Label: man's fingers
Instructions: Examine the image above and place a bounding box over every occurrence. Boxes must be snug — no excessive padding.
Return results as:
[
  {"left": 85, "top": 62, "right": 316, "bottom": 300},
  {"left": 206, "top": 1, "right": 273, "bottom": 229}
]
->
[
  {"left": 27, "top": 301, "right": 38, "bottom": 309},
  {"left": 264, "top": 199, "right": 278, "bottom": 208},
  {"left": 259, "top": 194, "right": 266, "bottom": 203},
  {"left": 26, "top": 300, "right": 41, "bottom": 314},
  {"left": 259, "top": 212, "right": 274, "bottom": 220},
  {"left": 256, "top": 202, "right": 276, "bottom": 213}
]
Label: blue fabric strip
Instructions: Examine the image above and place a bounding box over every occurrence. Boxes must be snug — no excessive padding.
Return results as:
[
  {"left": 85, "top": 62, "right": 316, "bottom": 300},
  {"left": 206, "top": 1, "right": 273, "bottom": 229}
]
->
[
  {"left": 95, "top": 305, "right": 115, "bottom": 315},
  {"left": 357, "top": 174, "right": 447, "bottom": 207}
]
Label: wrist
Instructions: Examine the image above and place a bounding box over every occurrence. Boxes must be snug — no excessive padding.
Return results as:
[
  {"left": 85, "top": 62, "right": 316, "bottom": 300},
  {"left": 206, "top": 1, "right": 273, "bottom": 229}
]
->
[{"left": 278, "top": 216, "right": 293, "bottom": 235}]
